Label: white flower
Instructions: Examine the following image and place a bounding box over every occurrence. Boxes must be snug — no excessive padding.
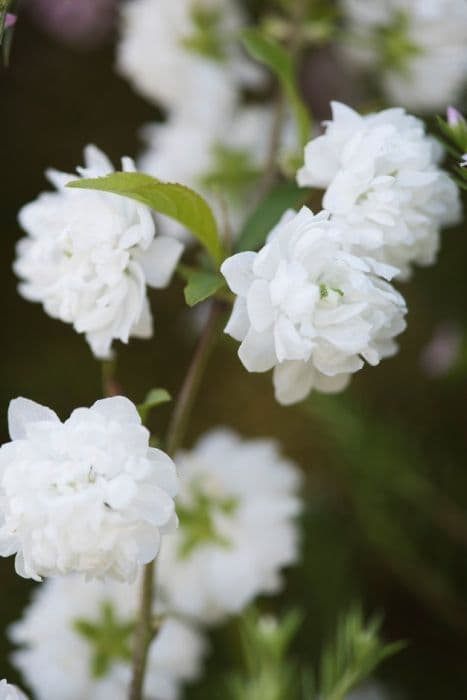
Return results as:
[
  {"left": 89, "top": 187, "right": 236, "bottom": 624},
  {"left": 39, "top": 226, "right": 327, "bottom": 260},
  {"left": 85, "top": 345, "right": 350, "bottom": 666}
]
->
[
  {"left": 116, "top": 0, "right": 261, "bottom": 120},
  {"left": 15, "top": 145, "right": 183, "bottom": 359},
  {"left": 0, "top": 396, "right": 178, "bottom": 581},
  {"left": 10, "top": 576, "right": 206, "bottom": 700},
  {"left": 341, "top": 0, "right": 467, "bottom": 112},
  {"left": 139, "top": 103, "right": 295, "bottom": 241},
  {"left": 297, "top": 102, "right": 461, "bottom": 278},
  {"left": 0, "top": 680, "right": 28, "bottom": 700},
  {"left": 221, "top": 207, "right": 407, "bottom": 405},
  {"left": 157, "top": 428, "right": 302, "bottom": 623}
]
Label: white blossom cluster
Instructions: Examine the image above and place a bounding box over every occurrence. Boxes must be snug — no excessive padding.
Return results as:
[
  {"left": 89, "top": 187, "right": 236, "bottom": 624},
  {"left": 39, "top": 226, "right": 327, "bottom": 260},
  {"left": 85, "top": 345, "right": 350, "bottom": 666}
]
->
[
  {"left": 221, "top": 102, "right": 460, "bottom": 403},
  {"left": 9, "top": 576, "right": 206, "bottom": 700},
  {"left": 298, "top": 102, "right": 461, "bottom": 278},
  {"left": 157, "top": 428, "right": 302, "bottom": 622},
  {"left": 341, "top": 0, "right": 467, "bottom": 112},
  {"left": 0, "top": 681, "right": 28, "bottom": 700},
  {"left": 0, "top": 396, "right": 178, "bottom": 581},
  {"left": 15, "top": 145, "right": 183, "bottom": 358}
]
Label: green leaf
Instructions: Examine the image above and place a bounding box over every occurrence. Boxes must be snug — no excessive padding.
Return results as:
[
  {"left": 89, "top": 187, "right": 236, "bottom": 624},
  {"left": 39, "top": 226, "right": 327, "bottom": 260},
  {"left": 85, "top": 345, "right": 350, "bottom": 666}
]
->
[
  {"left": 235, "top": 181, "right": 308, "bottom": 253},
  {"left": 183, "top": 268, "right": 226, "bottom": 307},
  {"left": 67, "top": 172, "right": 223, "bottom": 265},
  {"left": 240, "top": 28, "right": 311, "bottom": 149},
  {"left": 137, "top": 388, "right": 172, "bottom": 423}
]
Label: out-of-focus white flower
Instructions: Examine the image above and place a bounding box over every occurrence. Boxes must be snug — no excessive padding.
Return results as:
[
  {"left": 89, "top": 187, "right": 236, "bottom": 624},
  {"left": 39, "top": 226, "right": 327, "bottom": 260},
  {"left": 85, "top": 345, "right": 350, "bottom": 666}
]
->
[
  {"left": 15, "top": 145, "right": 183, "bottom": 359},
  {"left": 116, "top": 0, "right": 261, "bottom": 120},
  {"left": 221, "top": 207, "right": 407, "bottom": 405},
  {"left": 139, "top": 103, "right": 295, "bottom": 241},
  {"left": 341, "top": 0, "right": 467, "bottom": 112},
  {"left": 10, "top": 576, "right": 206, "bottom": 700},
  {"left": 157, "top": 428, "right": 302, "bottom": 623},
  {"left": 0, "top": 396, "right": 178, "bottom": 582},
  {"left": 298, "top": 102, "right": 461, "bottom": 278},
  {"left": 0, "top": 680, "right": 28, "bottom": 700},
  {"left": 460, "top": 154, "right": 467, "bottom": 167}
]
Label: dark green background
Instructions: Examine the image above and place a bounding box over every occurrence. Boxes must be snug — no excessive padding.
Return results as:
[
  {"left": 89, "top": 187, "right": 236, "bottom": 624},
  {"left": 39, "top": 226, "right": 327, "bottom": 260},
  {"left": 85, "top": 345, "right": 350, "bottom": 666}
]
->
[{"left": 1, "top": 6, "right": 467, "bottom": 698}]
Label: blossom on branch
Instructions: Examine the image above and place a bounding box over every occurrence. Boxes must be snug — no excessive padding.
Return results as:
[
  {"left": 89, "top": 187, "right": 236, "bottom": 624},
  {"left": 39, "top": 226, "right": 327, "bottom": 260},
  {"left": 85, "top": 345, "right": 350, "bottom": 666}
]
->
[
  {"left": 221, "top": 207, "right": 407, "bottom": 405},
  {"left": 15, "top": 145, "right": 183, "bottom": 358},
  {"left": 10, "top": 576, "right": 206, "bottom": 700},
  {"left": 157, "top": 428, "right": 302, "bottom": 623},
  {"left": 0, "top": 396, "right": 178, "bottom": 581},
  {"left": 298, "top": 102, "right": 461, "bottom": 278}
]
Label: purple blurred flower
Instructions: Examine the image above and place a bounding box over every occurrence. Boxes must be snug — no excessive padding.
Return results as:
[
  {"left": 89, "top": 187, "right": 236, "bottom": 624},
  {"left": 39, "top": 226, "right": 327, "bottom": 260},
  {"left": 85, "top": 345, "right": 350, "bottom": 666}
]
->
[
  {"left": 420, "top": 322, "right": 462, "bottom": 378},
  {"left": 447, "top": 106, "right": 464, "bottom": 126},
  {"left": 28, "top": 0, "right": 116, "bottom": 49},
  {"left": 5, "top": 13, "right": 16, "bottom": 28}
]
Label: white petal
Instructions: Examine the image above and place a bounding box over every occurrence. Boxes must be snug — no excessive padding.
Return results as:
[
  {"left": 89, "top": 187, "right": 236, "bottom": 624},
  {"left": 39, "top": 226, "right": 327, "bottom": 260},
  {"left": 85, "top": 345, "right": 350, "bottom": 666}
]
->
[
  {"left": 131, "top": 297, "right": 153, "bottom": 339},
  {"left": 141, "top": 236, "right": 184, "bottom": 288},
  {"left": 246, "top": 280, "right": 274, "bottom": 332},
  {"left": 91, "top": 396, "right": 142, "bottom": 426},
  {"left": 221, "top": 252, "right": 256, "bottom": 296},
  {"left": 238, "top": 328, "right": 277, "bottom": 372},
  {"left": 224, "top": 298, "right": 249, "bottom": 341},
  {"left": 273, "top": 361, "right": 315, "bottom": 405},
  {"left": 8, "top": 398, "right": 59, "bottom": 440}
]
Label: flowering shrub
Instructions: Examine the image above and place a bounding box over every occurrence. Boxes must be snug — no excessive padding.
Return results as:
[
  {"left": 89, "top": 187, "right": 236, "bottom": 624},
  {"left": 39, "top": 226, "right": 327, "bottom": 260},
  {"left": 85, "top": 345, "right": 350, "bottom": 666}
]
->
[{"left": 1, "top": 0, "right": 465, "bottom": 699}]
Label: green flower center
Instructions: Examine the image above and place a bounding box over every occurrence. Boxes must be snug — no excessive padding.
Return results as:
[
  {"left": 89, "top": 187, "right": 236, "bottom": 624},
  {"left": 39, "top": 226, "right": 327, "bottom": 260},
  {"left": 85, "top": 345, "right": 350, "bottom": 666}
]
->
[
  {"left": 180, "top": 3, "right": 227, "bottom": 62},
  {"left": 74, "top": 601, "right": 134, "bottom": 679},
  {"left": 177, "top": 480, "right": 239, "bottom": 558},
  {"left": 374, "top": 10, "right": 423, "bottom": 74}
]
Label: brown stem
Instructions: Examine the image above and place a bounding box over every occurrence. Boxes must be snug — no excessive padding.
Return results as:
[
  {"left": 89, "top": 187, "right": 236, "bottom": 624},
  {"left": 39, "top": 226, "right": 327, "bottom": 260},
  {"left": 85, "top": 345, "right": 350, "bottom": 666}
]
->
[{"left": 128, "top": 300, "right": 224, "bottom": 700}]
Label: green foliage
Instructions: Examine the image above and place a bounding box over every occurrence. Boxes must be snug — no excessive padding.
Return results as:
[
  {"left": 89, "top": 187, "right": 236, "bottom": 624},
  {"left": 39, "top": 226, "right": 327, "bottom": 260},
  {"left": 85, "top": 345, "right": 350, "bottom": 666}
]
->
[
  {"left": 177, "top": 482, "right": 239, "bottom": 558},
  {"left": 200, "top": 144, "right": 262, "bottom": 202},
  {"left": 315, "top": 607, "right": 404, "bottom": 700},
  {"left": 227, "top": 608, "right": 303, "bottom": 700},
  {"left": 240, "top": 28, "right": 311, "bottom": 149},
  {"left": 436, "top": 115, "right": 467, "bottom": 190},
  {"left": 235, "top": 181, "right": 308, "bottom": 252},
  {"left": 180, "top": 4, "right": 226, "bottom": 61},
  {"left": 68, "top": 172, "right": 223, "bottom": 265},
  {"left": 137, "top": 388, "right": 172, "bottom": 423},
  {"left": 182, "top": 268, "right": 226, "bottom": 307},
  {"left": 73, "top": 602, "right": 134, "bottom": 679}
]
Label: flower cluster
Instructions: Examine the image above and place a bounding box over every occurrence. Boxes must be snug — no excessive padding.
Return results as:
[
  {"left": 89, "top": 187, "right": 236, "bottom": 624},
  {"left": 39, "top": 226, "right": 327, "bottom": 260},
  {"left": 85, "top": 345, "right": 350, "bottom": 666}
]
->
[
  {"left": 222, "top": 207, "right": 407, "bottom": 404},
  {"left": 297, "top": 102, "right": 461, "bottom": 278},
  {"left": 15, "top": 145, "right": 183, "bottom": 358},
  {"left": 341, "top": 0, "right": 467, "bottom": 112},
  {"left": 157, "top": 428, "right": 303, "bottom": 623},
  {"left": 0, "top": 396, "right": 178, "bottom": 581},
  {"left": 9, "top": 576, "right": 206, "bottom": 700}
]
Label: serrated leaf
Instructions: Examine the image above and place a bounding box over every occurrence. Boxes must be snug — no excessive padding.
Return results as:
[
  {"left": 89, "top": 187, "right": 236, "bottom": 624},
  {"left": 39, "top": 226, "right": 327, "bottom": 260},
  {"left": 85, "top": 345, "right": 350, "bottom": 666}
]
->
[
  {"left": 67, "top": 172, "right": 223, "bottom": 265},
  {"left": 137, "top": 388, "right": 171, "bottom": 423},
  {"left": 183, "top": 268, "right": 225, "bottom": 307},
  {"left": 235, "top": 181, "right": 308, "bottom": 252},
  {"left": 240, "top": 28, "right": 311, "bottom": 149}
]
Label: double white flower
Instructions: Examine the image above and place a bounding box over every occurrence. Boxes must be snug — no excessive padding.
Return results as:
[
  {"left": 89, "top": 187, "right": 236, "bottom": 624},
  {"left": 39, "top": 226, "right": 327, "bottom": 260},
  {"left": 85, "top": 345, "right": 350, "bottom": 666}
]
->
[
  {"left": 10, "top": 576, "right": 206, "bottom": 700},
  {"left": 158, "top": 428, "right": 302, "bottom": 623},
  {"left": 298, "top": 102, "right": 461, "bottom": 278},
  {"left": 221, "top": 207, "right": 407, "bottom": 405},
  {"left": 0, "top": 396, "right": 178, "bottom": 581},
  {"left": 15, "top": 145, "right": 183, "bottom": 358},
  {"left": 342, "top": 0, "right": 467, "bottom": 113}
]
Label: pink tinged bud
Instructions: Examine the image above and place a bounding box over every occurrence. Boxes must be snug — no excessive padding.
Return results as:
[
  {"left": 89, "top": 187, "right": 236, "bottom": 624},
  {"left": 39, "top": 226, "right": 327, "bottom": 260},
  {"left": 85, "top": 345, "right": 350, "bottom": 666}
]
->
[
  {"left": 5, "top": 13, "right": 16, "bottom": 28},
  {"left": 447, "top": 106, "right": 464, "bottom": 126},
  {"left": 420, "top": 322, "right": 462, "bottom": 378}
]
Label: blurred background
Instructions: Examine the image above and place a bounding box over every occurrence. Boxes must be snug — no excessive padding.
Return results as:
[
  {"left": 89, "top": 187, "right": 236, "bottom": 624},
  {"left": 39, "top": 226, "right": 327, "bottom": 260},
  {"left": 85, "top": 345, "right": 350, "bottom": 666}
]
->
[{"left": 1, "top": 1, "right": 467, "bottom": 697}]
